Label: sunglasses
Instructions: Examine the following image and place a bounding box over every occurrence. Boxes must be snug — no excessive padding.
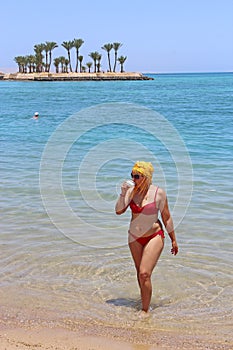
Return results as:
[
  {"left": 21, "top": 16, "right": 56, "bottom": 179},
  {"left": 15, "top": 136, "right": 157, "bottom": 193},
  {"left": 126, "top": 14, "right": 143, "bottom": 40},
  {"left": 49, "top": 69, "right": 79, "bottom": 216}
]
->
[{"left": 131, "top": 173, "right": 141, "bottom": 179}]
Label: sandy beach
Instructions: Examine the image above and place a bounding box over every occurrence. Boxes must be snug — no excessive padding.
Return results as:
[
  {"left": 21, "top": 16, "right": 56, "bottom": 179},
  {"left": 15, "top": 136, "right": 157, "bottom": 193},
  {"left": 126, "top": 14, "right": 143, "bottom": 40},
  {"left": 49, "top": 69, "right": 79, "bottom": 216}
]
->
[{"left": 0, "top": 321, "right": 232, "bottom": 350}]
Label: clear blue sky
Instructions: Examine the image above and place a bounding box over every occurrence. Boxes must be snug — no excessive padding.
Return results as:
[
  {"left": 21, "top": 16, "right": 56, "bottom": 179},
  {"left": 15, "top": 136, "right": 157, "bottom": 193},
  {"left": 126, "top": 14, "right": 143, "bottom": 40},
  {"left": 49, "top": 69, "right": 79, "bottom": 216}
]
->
[{"left": 0, "top": 0, "right": 232, "bottom": 73}]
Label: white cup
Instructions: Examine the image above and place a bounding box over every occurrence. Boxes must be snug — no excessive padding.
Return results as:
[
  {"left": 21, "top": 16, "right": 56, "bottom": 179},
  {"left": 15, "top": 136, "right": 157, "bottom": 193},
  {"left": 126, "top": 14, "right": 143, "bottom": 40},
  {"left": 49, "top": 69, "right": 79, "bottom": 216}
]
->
[{"left": 126, "top": 179, "right": 135, "bottom": 187}]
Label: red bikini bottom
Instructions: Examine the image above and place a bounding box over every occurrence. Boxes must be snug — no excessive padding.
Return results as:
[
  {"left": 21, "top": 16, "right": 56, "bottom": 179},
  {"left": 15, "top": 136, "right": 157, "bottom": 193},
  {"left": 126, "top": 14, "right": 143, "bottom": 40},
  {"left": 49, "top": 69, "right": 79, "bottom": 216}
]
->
[{"left": 130, "top": 230, "right": 165, "bottom": 246}]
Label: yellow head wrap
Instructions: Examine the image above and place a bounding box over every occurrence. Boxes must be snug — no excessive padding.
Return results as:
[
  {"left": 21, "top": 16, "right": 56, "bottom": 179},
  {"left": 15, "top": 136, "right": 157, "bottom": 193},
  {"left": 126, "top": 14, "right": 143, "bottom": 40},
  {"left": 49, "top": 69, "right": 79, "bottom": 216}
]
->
[{"left": 132, "top": 161, "right": 154, "bottom": 181}]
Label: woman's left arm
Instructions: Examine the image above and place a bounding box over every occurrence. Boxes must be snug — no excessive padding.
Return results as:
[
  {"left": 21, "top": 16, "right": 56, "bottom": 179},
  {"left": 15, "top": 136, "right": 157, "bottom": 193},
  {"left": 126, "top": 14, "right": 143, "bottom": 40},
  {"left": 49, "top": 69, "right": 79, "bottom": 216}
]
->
[{"left": 159, "top": 191, "right": 178, "bottom": 255}]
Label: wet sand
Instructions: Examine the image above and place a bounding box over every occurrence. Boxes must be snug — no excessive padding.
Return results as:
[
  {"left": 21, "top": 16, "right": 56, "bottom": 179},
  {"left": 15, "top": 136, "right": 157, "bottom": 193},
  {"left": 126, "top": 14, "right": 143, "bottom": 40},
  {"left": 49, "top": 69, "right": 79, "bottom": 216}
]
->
[{"left": 0, "top": 323, "right": 232, "bottom": 350}]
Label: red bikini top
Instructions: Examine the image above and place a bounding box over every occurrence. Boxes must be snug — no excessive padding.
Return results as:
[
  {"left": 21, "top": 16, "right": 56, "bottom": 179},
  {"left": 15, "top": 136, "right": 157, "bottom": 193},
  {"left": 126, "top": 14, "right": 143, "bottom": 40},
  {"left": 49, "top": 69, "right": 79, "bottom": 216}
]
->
[{"left": 129, "top": 187, "right": 159, "bottom": 215}]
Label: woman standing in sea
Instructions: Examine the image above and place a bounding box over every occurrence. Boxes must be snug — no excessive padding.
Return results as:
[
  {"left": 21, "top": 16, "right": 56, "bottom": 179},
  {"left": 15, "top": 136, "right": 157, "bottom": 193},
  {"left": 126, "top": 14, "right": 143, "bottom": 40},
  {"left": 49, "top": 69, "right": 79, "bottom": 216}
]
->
[{"left": 115, "top": 161, "right": 178, "bottom": 315}]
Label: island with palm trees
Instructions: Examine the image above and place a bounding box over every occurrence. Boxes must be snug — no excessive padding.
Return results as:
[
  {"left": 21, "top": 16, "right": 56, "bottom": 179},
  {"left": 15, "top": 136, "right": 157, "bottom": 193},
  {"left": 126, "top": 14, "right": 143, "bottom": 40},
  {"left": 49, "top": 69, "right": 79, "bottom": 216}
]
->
[{"left": 2, "top": 39, "right": 153, "bottom": 81}]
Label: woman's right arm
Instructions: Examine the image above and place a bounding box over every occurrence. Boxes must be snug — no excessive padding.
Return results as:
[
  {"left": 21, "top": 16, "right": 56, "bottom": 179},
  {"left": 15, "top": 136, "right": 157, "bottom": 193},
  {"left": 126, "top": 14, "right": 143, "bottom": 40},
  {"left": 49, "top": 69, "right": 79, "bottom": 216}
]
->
[{"left": 115, "top": 184, "right": 133, "bottom": 215}]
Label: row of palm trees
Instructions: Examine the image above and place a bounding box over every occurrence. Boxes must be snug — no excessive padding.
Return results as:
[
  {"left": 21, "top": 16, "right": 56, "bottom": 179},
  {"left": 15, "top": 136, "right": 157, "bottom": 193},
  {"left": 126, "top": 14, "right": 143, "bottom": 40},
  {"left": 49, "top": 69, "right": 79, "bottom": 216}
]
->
[{"left": 14, "top": 40, "right": 127, "bottom": 74}]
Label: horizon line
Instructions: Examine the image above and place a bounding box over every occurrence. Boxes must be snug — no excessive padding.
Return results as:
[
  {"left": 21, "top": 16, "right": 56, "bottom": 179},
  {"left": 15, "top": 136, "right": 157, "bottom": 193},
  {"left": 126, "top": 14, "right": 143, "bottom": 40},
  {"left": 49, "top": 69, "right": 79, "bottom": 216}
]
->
[{"left": 0, "top": 68, "right": 232, "bottom": 75}]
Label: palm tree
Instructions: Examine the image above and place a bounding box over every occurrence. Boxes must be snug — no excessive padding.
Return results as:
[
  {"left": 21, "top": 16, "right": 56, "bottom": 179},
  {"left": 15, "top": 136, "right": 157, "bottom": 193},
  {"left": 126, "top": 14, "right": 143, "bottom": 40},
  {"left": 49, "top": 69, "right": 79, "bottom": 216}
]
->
[
  {"left": 64, "top": 59, "right": 69, "bottom": 73},
  {"left": 61, "top": 40, "right": 74, "bottom": 72},
  {"left": 53, "top": 58, "right": 60, "bottom": 73},
  {"left": 89, "top": 51, "right": 99, "bottom": 73},
  {"left": 78, "top": 55, "right": 83, "bottom": 72},
  {"left": 45, "top": 41, "right": 58, "bottom": 72},
  {"left": 118, "top": 56, "right": 127, "bottom": 73},
  {"left": 55, "top": 56, "right": 66, "bottom": 73},
  {"left": 34, "top": 44, "right": 45, "bottom": 72},
  {"left": 86, "top": 62, "right": 92, "bottom": 73},
  {"left": 113, "top": 42, "right": 122, "bottom": 72},
  {"left": 43, "top": 43, "right": 49, "bottom": 72},
  {"left": 59, "top": 56, "right": 66, "bottom": 72},
  {"left": 96, "top": 53, "right": 102, "bottom": 73},
  {"left": 14, "top": 56, "right": 25, "bottom": 73},
  {"left": 27, "top": 55, "right": 36, "bottom": 73},
  {"left": 101, "top": 43, "right": 113, "bottom": 72},
  {"left": 73, "top": 38, "right": 84, "bottom": 72},
  {"left": 21, "top": 56, "right": 28, "bottom": 73}
]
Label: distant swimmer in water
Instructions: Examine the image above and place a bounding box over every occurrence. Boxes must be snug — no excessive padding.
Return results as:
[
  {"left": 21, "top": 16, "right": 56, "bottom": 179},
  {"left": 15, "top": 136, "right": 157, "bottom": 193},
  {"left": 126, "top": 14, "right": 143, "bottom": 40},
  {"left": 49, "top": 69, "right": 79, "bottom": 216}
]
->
[{"left": 33, "top": 112, "right": 39, "bottom": 119}]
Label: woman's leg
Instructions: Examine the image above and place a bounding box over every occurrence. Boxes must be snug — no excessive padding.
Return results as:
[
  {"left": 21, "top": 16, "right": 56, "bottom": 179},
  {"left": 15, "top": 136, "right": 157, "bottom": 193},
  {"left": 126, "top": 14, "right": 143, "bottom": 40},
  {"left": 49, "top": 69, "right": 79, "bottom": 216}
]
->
[
  {"left": 128, "top": 240, "right": 143, "bottom": 287},
  {"left": 139, "top": 235, "right": 164, "bottom": 312}
]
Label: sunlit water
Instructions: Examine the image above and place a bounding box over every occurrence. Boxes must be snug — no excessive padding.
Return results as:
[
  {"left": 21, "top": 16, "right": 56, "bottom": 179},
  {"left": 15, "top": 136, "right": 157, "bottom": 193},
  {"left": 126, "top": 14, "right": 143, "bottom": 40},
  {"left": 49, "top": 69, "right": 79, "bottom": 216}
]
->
[{"left": 0, "top": 73, "right": 232, "bottom": 340}]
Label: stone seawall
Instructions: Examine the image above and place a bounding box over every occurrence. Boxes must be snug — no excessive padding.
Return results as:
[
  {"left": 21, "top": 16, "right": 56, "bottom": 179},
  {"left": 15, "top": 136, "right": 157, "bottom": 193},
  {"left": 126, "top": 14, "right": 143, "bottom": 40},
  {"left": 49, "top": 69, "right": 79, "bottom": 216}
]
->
[{"left": 2, "top": 72, "right": 153, "bottom": 81}]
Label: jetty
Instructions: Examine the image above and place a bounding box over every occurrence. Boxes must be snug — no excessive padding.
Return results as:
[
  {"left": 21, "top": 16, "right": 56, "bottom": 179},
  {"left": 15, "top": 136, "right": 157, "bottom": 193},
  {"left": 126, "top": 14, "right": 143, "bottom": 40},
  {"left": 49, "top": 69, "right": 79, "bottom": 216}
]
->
[{"left": 2, "top": 72, "right": 153, "bottom": 81}]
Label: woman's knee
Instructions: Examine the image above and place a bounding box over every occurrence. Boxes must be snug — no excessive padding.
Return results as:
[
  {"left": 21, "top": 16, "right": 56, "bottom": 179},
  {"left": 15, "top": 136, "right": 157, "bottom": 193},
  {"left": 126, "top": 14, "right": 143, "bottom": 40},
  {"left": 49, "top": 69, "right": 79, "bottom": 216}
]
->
[{"left": 139, "top": 269, "right": 151, "bottom": 282}]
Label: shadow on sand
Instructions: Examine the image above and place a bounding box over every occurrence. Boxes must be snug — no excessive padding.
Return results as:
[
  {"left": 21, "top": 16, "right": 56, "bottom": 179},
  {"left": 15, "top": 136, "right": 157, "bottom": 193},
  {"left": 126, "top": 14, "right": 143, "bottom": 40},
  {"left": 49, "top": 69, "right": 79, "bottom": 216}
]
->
[
  {"left": 106, "top": 298, "right": 140, "bottom": 309},
  {"left": 106, "top": 297, "right": 172, "bottom": 311}
]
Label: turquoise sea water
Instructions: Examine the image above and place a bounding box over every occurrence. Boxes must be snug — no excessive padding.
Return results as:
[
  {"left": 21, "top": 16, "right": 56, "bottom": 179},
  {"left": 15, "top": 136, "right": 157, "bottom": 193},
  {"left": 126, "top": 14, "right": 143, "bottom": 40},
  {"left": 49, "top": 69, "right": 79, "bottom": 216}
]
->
[{"left": 0, "top": 73, "right": 232, "bottom": 343}]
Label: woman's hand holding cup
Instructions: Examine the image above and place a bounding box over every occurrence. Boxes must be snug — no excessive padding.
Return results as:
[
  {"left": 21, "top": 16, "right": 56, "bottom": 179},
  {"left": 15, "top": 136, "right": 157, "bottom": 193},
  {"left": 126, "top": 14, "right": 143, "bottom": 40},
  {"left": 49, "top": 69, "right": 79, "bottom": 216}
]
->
[{"left": 120, "top": 179, "right": 134, "bottom": 197}]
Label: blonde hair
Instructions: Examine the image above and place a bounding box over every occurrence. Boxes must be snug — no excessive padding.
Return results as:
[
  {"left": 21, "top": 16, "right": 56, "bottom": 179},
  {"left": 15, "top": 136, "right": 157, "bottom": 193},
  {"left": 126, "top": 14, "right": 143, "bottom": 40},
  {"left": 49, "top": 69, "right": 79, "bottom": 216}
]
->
[{"left": 131, "top": 161, "right": 154, "bottom": 197}]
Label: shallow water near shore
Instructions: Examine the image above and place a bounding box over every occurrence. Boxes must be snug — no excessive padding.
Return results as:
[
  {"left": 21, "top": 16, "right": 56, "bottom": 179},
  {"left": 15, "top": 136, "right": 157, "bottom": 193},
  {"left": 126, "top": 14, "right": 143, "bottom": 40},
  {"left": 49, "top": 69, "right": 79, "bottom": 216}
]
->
[{"left": 0, "top": 73, "right": 232, "bottom": 345}]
